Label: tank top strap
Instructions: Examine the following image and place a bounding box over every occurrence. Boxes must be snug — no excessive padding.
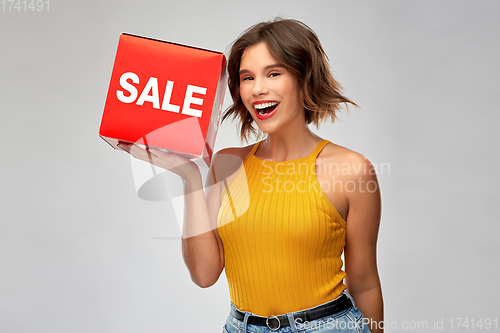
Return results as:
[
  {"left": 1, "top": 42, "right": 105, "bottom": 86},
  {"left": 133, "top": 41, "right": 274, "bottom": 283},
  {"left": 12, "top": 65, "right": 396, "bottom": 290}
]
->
[
  {"left": 309, "top": 140, "right": 331, "bottom": 162},
  {"left": 245, "top": 140, "right": 263, "bottom": 162}
]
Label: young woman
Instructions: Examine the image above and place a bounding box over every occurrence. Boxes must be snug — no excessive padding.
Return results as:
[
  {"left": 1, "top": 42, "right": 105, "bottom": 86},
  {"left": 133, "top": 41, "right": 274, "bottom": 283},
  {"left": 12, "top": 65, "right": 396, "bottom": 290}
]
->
[{"left": 119, "top": 18, "right": 383, "bottom": 333}]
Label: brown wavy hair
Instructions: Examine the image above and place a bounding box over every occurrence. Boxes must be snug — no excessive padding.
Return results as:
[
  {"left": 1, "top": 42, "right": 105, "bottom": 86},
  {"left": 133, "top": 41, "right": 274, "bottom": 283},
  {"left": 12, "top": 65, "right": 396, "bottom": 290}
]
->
[{"left": 222, "top": 17, "right": 358, "bottom": 143}]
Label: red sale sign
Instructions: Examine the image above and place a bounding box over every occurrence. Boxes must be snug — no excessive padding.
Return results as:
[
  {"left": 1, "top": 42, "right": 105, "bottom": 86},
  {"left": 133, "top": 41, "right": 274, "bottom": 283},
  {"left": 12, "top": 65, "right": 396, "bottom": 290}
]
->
[{"left": 99, "top": 33, "right": 227, "bottom": 167}]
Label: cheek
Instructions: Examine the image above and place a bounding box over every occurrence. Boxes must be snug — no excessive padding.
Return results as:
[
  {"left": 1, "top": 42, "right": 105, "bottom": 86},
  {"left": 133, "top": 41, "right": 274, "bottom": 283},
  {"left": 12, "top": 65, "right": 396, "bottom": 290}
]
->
[
  {"left": 239, "top": 84, "right": 249, "bottom": 97},
  {"left": 286, "top": 76, "right": 300, "bottom": 95},
  {"left": 239, "top": 86, "right": 252, "bottom": 106},
  {"left": 289, "top": 84, "right": 302, "bottom": 106}
]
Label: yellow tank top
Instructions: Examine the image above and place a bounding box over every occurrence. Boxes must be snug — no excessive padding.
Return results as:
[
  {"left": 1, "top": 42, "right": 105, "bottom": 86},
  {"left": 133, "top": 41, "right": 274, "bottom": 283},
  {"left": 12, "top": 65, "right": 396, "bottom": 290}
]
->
[{"left": 217, "top": 139, "right": 347, "bottom": 316}]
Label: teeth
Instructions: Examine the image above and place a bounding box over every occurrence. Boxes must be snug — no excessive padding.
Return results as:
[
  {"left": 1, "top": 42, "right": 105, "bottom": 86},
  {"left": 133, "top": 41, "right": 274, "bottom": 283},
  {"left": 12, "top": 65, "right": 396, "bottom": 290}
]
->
[{"left": 254, "top": 102, "right": 278, "bottom": 110}]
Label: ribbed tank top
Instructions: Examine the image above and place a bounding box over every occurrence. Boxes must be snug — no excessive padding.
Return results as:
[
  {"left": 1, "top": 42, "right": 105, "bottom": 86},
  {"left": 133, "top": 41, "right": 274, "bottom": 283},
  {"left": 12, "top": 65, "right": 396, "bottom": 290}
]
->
[{"left": 217, "top": 139, "right": 347, "bottom": 316}]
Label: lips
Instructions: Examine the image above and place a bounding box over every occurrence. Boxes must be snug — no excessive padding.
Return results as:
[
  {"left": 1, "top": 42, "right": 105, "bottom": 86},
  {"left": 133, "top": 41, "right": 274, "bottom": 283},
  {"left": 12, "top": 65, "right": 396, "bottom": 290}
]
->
[{"left": 253, "top": 100, "right": 279, "bottom": 120}]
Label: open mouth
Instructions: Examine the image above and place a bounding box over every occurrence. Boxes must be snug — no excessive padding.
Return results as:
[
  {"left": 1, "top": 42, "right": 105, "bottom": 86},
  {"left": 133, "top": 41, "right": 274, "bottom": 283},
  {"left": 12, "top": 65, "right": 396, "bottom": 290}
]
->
[{"left": 254, "top": 101, "right": 278, "bottom": 115}]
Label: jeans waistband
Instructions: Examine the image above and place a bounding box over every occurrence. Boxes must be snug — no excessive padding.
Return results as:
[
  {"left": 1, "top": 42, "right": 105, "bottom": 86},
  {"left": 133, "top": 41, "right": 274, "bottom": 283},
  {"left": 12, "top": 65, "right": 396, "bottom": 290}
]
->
[{"left": 230, "top": 291, "right": 354, "bottom": 331}]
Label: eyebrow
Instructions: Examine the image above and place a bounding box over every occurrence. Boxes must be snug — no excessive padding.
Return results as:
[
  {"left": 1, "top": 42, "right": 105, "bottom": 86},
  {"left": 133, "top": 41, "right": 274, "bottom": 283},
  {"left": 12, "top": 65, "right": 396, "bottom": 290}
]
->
[{"left": 239, "top": 63, "right": 284, "bottom": 76}]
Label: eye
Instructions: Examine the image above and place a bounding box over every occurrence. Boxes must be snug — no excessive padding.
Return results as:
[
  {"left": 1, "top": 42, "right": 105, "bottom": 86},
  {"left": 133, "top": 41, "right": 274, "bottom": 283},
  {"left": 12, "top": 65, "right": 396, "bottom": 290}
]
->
[
  {"left": 269, "top": 72, "right": 281, "bottom": 78},
  {"left": 241, "top": 76, "right": 253, "bottom": 81}
]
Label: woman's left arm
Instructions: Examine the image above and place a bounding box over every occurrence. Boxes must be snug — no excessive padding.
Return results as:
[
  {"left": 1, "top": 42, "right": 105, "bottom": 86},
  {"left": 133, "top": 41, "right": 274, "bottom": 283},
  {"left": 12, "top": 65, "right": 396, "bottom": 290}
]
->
[{"left": 343, "top": 154, "right": 384, "bottom": 333}]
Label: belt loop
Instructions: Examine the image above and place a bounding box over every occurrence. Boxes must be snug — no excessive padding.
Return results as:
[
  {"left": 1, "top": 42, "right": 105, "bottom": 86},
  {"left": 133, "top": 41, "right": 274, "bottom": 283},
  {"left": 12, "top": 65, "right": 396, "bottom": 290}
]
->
[
  {"left": 286, "top": 312, "right": 299, "bottom": 333},
  {"left": 242, "top": 312, "right": 250, "bottom": 333}
]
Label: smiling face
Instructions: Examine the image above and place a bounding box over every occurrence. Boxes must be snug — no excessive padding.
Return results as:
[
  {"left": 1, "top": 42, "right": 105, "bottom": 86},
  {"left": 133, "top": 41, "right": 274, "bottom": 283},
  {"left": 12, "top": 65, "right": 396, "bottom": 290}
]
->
[{"left": 238, "top": 42, "right": 306, "bottom": 135}]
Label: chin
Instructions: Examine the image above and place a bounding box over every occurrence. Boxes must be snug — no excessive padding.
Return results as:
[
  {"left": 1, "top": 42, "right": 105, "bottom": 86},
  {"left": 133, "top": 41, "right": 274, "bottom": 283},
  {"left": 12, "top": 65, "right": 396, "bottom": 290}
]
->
[
  {"left": 257, "top": 125, "right": 279, "bottom": 135},
  {"left": 254, "top": 121, "right": 276, "bottom": 134}
]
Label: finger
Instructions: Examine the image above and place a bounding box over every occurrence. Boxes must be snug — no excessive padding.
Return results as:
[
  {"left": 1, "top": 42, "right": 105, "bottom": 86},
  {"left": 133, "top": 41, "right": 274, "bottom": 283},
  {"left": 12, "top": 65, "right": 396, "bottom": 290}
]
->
[
  {"left": 128, "top": 144, "right": 158, "bottom": 164},
  {"left": 148, "top": 148, "right": 165, "bottom": 156},
  {"left": 145, "top": 147, "right": 158, "bottom": 162},
  {"left": 145, "top": 146, "right": 158, "bottom": 156},
  {"left": 129, "top": 144, "right": 148, "bottom": 160},
  {"left": 117, "top": 143, "right": 132, "bottom": 154}
]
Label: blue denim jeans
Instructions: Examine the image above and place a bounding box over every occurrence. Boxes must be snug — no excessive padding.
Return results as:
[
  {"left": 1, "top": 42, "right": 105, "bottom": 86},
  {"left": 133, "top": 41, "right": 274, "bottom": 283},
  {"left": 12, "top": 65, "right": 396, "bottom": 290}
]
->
[{"left": 222, "top": 291, "right": 371, "bottom": 333}]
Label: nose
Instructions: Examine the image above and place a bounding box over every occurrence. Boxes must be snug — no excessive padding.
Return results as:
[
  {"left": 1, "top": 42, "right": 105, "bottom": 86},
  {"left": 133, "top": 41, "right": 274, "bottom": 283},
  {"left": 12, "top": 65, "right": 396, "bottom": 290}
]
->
[{"left": 252, "top": 77, "right": 268, "bottom": 96}]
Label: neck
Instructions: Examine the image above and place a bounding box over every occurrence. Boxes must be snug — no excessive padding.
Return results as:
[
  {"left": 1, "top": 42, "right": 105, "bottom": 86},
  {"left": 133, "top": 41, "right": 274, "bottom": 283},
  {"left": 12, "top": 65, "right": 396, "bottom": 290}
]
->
[{"left": 259, "top": 125, "right": 322, "bottom": 161}]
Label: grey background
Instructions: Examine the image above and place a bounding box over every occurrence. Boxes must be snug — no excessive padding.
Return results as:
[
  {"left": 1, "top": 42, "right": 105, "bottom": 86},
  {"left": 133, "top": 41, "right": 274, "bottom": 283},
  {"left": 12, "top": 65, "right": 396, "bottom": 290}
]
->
[{"left": 1, "top": 0, "right": 499, "bottom": 332}]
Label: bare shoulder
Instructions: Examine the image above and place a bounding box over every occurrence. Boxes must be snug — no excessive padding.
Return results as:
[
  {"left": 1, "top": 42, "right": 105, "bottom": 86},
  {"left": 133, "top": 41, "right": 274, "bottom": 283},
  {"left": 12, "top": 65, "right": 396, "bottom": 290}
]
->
[
  {"left": 211, "top": 143, "right": 257, "bottom": 183},
  {"left": 316, "top": 143, "right": 380, "bottom": 220},
  {"left": 319, "top": 142, "right": 377, "bottom": 178},
  {"left": 214, "top": 143, "right": 255, "bottom": 160}
]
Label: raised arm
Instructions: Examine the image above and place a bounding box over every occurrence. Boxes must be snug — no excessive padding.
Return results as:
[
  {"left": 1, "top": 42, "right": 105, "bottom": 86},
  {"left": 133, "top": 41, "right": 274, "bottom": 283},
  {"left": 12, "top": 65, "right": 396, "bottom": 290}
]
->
[{"left": 117, "top": 142, "right": 228, "bottom": 288}]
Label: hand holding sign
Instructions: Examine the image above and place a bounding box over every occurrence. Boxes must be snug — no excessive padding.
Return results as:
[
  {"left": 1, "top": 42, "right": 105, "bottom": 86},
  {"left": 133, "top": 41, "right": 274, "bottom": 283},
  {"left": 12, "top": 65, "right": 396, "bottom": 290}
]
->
[
  {"left": 117, "top": 141, "right": 201, "bottom": 184},
  {"left": 99, "top": 33, "right": 227, "bottom": 167}
]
